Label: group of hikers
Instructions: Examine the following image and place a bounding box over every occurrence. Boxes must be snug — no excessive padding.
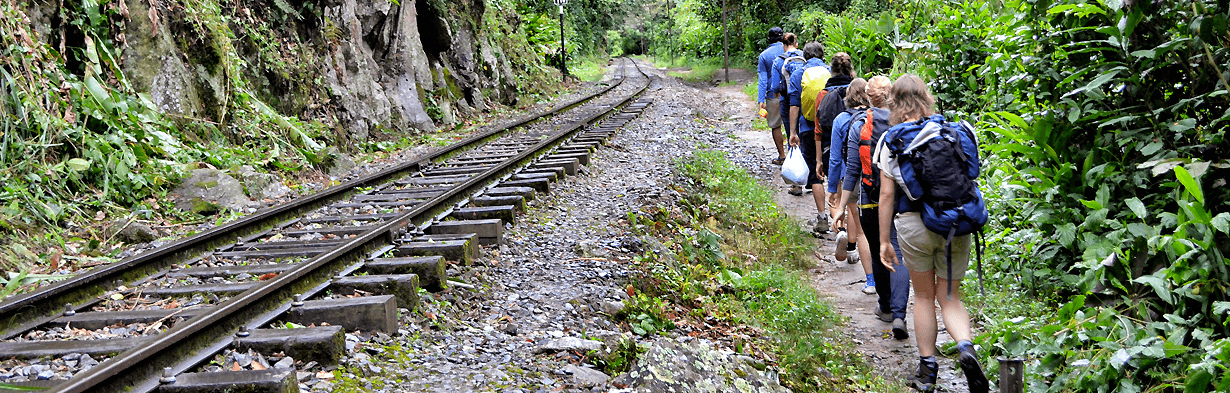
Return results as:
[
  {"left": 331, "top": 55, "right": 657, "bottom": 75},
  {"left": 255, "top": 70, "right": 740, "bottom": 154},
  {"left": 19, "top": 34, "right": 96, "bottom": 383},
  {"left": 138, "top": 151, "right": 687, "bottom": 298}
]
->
[{"left": 755, "top": 27, "right": 990, "bottom": 393}]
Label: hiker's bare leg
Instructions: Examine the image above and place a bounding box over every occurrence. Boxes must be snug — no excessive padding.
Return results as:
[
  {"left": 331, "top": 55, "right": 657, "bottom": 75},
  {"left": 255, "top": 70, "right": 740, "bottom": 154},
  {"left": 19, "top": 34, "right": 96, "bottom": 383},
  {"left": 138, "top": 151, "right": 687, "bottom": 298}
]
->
[
  {"left": 936, "top": 277, "right": 972, "bottom": 342},
  {"left": 911, "top": 269, "right": 939, "bottom": 357},
  {"left": 772, "top": 126, "right": 785, "bottom": 159},
  {"left": 848, "top": 202, "right": 872, "bottom": 274}
]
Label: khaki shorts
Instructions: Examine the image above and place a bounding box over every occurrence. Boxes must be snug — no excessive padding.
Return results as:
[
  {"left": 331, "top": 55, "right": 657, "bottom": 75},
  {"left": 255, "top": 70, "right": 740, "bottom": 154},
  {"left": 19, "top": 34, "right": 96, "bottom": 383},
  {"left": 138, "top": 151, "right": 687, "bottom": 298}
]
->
[
  {"left": 895, "top": 211, "right": 972, "bottom": 280},
  {"left": 765, "top": 97, "right": 782, "bottom": 129}
]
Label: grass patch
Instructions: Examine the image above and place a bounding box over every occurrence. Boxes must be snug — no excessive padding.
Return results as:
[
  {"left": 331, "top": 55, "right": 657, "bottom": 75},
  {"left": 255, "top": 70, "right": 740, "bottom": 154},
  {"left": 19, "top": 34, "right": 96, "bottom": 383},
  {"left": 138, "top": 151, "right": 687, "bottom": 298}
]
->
[
  {"left": 569, "top": 55, "right": 610, "bottom": 82},
  {"left": 640, "top": 56, "right": 750, "bottom": 84},
  {"left": 620, "top": 150, "right": 900, "bottom": 392}
]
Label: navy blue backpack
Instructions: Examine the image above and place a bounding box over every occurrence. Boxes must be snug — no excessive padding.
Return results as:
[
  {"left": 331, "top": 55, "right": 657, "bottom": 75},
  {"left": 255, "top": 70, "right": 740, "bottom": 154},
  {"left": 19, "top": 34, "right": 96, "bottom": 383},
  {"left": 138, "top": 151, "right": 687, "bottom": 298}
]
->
[{"left": 879, "top": 114, "right": 988, "bottom": 296}]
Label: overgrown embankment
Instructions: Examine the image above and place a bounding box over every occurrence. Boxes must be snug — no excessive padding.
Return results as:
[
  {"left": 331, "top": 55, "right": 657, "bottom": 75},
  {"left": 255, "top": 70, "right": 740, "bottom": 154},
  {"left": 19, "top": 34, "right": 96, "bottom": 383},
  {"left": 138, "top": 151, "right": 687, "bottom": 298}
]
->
[
  {"left": 0, "top": 0, "right": 560, "bottom": 273},
  {"left": 618, "top": 150, "right": 898, "bottom": 392}
]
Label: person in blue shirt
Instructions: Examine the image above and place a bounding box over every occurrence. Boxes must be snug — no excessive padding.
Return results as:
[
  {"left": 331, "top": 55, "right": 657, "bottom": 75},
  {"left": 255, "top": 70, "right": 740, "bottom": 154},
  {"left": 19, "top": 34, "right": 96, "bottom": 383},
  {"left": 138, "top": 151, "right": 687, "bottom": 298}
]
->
[
  {"left": 769, "top": 33, "right": 801, "bottom": 159},
  {"left": 756, "top": 27, "right": 786, "bottom": 164},
  {"left": 832, "top": 75, "right": 912, "bottom": 344},
  {"left": 786, "top": 41, "right": 830, "bottom": 227},
  {"left": 829, "top": 77, "right": 876, "bottom": 295}
]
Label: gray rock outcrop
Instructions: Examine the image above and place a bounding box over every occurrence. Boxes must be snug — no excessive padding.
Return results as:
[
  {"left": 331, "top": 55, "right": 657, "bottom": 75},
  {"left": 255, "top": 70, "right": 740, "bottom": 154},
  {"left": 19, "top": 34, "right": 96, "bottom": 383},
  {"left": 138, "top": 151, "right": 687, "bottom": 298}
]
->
[
  {"left": 236, "top": 165, "right": 291, "bottom": 200},
  {"left": 170, "top": 168, "right": 253, "bottom": 214},
  {"left": 612, "top": 340, "right": 790, "bottom": 393}
]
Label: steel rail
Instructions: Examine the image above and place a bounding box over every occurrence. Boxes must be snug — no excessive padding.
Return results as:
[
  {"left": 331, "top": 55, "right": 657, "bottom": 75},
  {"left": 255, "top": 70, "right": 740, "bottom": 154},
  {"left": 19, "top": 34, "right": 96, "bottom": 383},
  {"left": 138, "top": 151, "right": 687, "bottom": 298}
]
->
[
  {"left": 54, "top": 58, "right": 651, "bottom": 393},
  {"left": 0, "top": 70, "right": 627, "bottom": 338}
]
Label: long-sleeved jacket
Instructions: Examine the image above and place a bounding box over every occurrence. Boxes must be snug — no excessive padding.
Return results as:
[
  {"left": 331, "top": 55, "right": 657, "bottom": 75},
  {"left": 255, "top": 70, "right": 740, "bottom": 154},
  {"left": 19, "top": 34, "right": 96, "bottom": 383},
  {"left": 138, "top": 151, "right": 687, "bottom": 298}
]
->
[{"left": 756, "top": 42, "right": 785, "bottom": 104}]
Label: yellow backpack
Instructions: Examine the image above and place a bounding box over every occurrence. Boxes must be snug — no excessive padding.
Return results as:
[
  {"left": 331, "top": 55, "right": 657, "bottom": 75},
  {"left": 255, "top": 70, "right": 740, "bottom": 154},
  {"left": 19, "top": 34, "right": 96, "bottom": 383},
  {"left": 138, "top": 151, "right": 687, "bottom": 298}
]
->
[{"left": 799, "top": 66, "right": 832, "bottom": 122}]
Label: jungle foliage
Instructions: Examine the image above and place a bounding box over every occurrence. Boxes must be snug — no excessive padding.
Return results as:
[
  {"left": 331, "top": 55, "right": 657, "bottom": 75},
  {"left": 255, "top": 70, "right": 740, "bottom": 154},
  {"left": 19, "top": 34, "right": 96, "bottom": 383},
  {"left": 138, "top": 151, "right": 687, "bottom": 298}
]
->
[
  {"left": 630, "top": 0, "right": 1230, "bottom": 390},
  {"left": 736, "top": 0, "right": 1230, "bottom": 390},
  {"left": 0, "top": 0, "right": 561, "bottom": 273}
]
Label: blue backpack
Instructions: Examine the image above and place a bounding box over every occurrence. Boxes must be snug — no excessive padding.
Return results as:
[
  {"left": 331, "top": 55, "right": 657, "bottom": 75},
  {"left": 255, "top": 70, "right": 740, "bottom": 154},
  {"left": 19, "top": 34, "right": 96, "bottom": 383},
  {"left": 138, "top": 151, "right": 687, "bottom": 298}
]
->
[{"left": 879, "top": 114, "right": 987, "bottom": 296}]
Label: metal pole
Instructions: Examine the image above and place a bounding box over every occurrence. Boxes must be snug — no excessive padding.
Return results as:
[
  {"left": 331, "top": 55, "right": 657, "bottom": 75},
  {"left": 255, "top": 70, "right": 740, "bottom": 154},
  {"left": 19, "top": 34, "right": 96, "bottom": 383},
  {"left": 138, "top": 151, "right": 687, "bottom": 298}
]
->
[{"left": 560, "top": 5, "right": 565, "bottom": 82}]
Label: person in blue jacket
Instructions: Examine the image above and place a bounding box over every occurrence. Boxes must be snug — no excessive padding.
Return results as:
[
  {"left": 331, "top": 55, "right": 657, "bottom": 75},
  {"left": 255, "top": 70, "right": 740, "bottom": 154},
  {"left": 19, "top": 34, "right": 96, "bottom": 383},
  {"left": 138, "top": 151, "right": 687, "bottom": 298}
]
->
[
  {"left": 768, "top": 32, "right": 801, "bottom": 156},
  {"left": 786, "top": 42, "right": 830, "bottom": 226},
  {"left": 756, "top": 27, "right": 787, "bottom": 164},
  {"left": 829, "top": 77, "right": 876, "bottom": 295},
  {"left": 832, "top": 75, "right": 912, "bottom": 343}
]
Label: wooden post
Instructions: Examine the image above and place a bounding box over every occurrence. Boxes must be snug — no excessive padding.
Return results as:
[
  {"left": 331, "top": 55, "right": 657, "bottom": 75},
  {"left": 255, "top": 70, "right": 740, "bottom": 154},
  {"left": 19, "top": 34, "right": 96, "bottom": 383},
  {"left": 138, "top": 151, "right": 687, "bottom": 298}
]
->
[
  {"left": 998, "top": 358, "right": 1025, "bottom": 393},
  {"left": 722, "top": 0, "right": 729, "bottom": 83}
]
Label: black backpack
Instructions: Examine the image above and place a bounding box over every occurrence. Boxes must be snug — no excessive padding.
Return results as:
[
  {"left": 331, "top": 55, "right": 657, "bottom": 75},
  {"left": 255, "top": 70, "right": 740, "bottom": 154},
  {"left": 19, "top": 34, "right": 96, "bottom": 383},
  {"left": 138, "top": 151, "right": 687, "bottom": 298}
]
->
[{"left": 815, "top": 85, "right": 849, "bottom": 135}]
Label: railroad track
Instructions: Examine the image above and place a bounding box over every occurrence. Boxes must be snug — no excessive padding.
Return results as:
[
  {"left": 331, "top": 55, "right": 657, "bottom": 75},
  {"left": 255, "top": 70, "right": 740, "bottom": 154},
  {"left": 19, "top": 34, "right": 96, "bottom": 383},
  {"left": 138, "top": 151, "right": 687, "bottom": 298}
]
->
[{"left": 0, "top": 57, "right": 656, "bottom": 393}]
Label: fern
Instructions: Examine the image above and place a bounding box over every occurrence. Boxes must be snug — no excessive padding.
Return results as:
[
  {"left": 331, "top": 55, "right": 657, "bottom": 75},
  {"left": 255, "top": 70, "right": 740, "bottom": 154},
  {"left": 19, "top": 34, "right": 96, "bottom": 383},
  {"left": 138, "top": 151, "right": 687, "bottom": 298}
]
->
[{"left": 273, "top": 0, "right": 303, "bottom": 21}]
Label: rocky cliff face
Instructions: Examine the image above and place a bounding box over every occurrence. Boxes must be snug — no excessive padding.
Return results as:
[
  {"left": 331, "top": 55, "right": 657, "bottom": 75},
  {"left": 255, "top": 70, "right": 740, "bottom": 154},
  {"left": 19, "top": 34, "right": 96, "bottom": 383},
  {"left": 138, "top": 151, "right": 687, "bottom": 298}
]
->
[{"left": 59, "top": 0, "right": 539, "bottom": 145}]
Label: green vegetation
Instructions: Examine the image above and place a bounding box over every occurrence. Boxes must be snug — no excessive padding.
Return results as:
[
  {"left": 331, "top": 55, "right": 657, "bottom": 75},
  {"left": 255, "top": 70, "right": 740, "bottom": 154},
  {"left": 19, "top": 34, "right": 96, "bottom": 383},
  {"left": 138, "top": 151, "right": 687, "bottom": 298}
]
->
[
  {"left": 631, "top": 0, "right": 1230, "bottom": 391},
  {"left": 0, "top": 0, "right": 566, "bottom": 283},
  {"left": 752, "top": 1, "right": 1229, "bottom": 391},
  {"left": 569, "top": 56, "right": 612, "bottom": 82},
  {"left": 619, "top": 150, "right": 897, "bottom": 392}
]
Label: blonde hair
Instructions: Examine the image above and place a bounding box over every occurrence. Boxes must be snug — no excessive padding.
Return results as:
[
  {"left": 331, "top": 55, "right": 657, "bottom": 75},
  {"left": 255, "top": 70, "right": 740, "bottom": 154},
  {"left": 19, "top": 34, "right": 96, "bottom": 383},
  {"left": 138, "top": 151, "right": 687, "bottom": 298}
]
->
[
  {"left": 866, "top": 76, "right": 892, "bottom": 108},
  {"left": 888, "top": 74, "right": 935, "bottom": 125},
  {"left": 845, "top": 78, "right": 869, "bottom": 108}
]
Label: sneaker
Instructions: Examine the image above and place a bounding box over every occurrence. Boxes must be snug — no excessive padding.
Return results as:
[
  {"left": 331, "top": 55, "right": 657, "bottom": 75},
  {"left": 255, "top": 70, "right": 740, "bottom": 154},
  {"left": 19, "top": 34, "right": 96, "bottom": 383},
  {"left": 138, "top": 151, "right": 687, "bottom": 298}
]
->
[
  {"left": 847, "top": 248, "right": 860, "bottom": 265},
  {"left": 910, "top": 359, "right": 939, "bottom": 392},
  {"left": 957, "top": 343, "right": 989, "bottom": 393},
  {"left": 893, "top": 318, "right": 909, "bottom": 340},
  {"left": 788, "top": 186, "right": 803, "bottom": 196},
  {"left": 874, "top": 307, "right": 893, "bottom": 323},
  {"left": 862, "top": 284, "right": 877, "bottom": 294},
  {"left": 834, "top": 230, "right": 849, "bottom": 261}
]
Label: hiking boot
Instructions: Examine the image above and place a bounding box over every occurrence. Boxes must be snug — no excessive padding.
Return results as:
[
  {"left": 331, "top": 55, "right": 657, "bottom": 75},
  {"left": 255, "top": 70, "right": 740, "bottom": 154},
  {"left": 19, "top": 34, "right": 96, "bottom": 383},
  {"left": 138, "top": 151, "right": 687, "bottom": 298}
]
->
[
  {"left": 874, "top": 307, "right": 893, "bottom": 323},
  {"left": 910, "top": 359, "right": 939, "bottom": 392},
  {"left": 834, "top": 230, "right": 849, "bottom": 261},
  {"left": 813, "top": 214, "right": 830, "bottom": 234},
  {"left": 893, "top": 318, "right": 909, "bottom": 340},
  {"left": 957, "top": 343, "right": 989, "bottom": 393}
]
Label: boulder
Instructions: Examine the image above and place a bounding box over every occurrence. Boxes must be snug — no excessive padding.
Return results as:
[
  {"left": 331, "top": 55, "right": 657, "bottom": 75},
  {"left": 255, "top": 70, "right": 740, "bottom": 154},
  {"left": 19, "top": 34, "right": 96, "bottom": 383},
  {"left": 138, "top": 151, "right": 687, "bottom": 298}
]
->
[
  {"left": 105, "top": 219, "right": 159, "bottom": 244},
  {"left": 612, "top": 340, "right": 789, "bottom": 393},
  {"left": 563, "top": 364, "right": 610, "bottom": 387},
  {"left": 171, "top": 168, "right": 253, "bottom": 214},
  {"left": 236, "top": 165, "right": 291, "bottom": 200}
]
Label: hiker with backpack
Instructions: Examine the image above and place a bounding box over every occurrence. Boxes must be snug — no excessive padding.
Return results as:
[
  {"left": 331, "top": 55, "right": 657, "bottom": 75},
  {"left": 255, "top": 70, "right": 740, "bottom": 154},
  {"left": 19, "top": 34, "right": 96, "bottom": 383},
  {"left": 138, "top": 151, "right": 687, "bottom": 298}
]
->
[
  {"left": 873, "top": 75, "right": 989, "bottom": 393},
  {"left": 815, "top": 53, "right": 855, "bottom": 240},
  {"left": 769, "top": 32, "right": 802, "bottom": 163},
  {"left": 756, "top": 27, "right": 788, "bottom": 165},
  {"left": 826, "top": 77, "right": 876, "bottom": 294},
  {"left": 785, "top": 41, "right": 831, "bottom": 229},
  {"left": 831, "top": 75, "right": 911, "bottom": 340}
]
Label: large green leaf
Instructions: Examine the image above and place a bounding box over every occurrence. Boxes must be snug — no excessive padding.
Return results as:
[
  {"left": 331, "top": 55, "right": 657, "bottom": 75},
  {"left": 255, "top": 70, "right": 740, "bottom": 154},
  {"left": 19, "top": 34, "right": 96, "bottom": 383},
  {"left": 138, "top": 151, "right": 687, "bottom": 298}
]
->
[
  {"left": 1174, "top": 166, "right": 1204, "bottom": 205},
  {"left": 1133, "top": 273, "right": 1174, "bottom": 305},
  {"left": 1124, "top": 197, "right": 1147, "bottom": 219}
]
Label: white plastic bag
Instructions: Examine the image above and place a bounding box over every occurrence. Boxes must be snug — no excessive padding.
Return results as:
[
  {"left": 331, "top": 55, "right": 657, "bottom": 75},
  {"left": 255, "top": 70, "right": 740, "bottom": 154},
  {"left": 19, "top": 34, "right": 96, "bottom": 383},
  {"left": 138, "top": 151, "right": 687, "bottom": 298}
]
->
[{"left": 780, "top": 147, "right": 808, "bottom": 185}]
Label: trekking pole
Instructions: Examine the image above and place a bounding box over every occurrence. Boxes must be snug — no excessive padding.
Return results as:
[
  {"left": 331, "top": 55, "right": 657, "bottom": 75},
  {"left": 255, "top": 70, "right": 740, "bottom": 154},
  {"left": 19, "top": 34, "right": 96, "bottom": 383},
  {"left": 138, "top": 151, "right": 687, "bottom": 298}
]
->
[{"left": 998, "top": 358, "right": 1024, "bottom": 393}]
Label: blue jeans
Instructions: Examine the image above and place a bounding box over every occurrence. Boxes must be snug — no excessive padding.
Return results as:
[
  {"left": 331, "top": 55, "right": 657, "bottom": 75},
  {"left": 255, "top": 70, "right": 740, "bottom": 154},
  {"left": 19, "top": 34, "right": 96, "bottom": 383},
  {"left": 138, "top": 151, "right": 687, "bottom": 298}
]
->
[{"left": 860, "top": 207, "right": 910, "bottom": 319}]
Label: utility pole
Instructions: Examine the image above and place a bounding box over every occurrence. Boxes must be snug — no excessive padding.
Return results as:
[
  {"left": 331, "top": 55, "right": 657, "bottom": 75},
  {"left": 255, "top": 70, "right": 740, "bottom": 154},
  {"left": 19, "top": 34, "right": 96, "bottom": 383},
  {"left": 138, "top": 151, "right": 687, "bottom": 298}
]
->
[
  {"left": 722, "top": 0, "right": 729, "bottom": 83},
  {"left": 554, "top": 0, "right": 568, "bottom": 82}
]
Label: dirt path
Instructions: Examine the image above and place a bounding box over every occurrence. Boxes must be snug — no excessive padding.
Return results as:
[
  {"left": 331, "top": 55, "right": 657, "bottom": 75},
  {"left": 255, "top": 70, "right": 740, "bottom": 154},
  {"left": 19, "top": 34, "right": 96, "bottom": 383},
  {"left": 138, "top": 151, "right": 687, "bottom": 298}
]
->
[{"left": 711, "top": 70, "right": 976, "bottom": 392}]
